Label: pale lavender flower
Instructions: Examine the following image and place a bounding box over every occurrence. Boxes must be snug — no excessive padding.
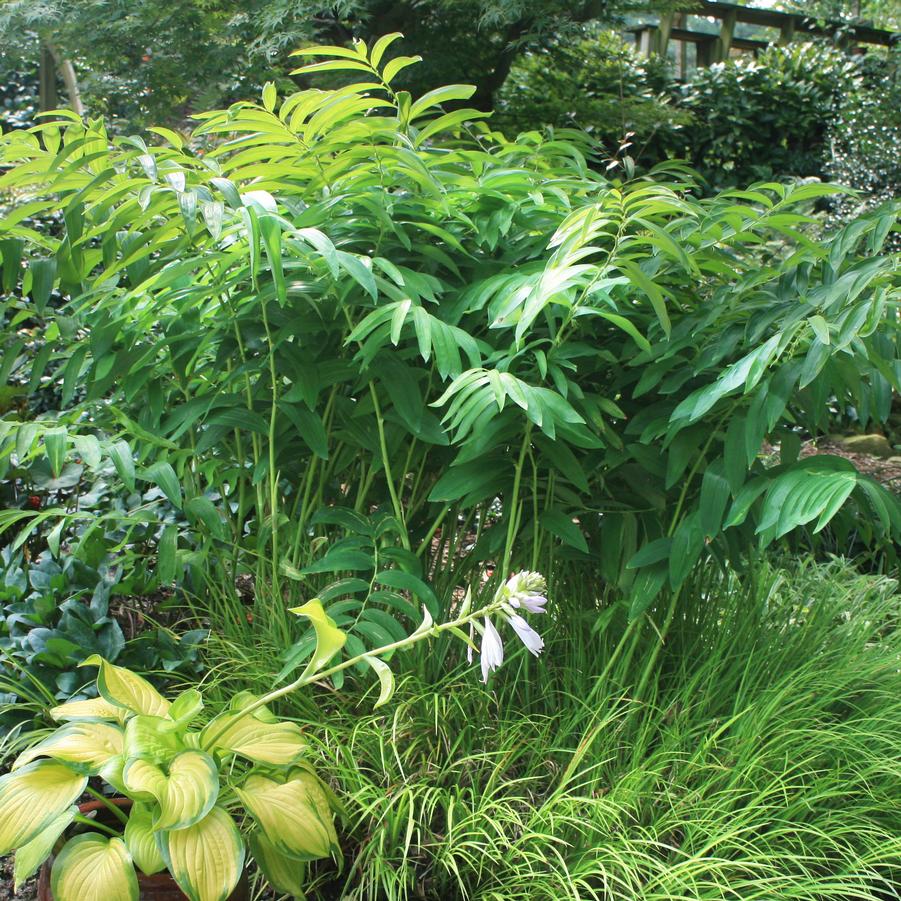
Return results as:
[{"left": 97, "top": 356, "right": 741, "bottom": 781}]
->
[
  {"left": 506, "top": 613, "right": 545, "bottom": 657},
  {"left": 505, "top": 571, "right": 548, "bottom": 614},
  {"left": 480, "top": 617, "right": 504, "bottom": 683}
]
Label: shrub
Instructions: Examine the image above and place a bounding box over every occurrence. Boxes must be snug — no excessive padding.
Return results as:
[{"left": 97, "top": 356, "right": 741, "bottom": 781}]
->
[
  {"left": 824, "top": 48, "right": 901, "bottom": 250},
  {"left": 495, "top": 28, "right": 689, "bottom": 163},
  {"left": 0, "top": 35, "right": 899, "bottom": 674},
  {"left": 677, "top": 42, "right": 859, "bottom": 188}
]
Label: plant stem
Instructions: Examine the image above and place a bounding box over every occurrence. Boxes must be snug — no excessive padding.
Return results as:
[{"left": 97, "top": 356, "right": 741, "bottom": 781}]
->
[
  {"left": 200, "top": 598, "right": 505, "bottom": 752},
  {"left": 84, "top": 787, "right": 130, "bottom": 826},
  {"left": 73, "top": 814, "right": 121, "bottom": 838},
  {"left": 369, "top": 382, "right": 410, "bottom": 550}
]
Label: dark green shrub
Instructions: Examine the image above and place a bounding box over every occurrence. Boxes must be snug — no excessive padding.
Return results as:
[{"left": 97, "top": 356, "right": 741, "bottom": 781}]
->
[
  {"left": 678, "top": 42, "right": 859, "bottom": 188},
  {"left": 495, "top": 28, "right": 689, "bottom": 162},
  {"left": 825, "top": 48, "right": 901, "bottom": 249}
]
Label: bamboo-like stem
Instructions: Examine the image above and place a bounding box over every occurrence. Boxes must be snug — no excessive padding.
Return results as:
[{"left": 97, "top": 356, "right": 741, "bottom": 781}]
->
[{"left": 369, "top": 383, "right": 410, "bottom": 550}]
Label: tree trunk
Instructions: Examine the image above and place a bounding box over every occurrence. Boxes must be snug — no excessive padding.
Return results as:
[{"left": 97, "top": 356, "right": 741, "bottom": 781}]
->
[
  {"left": 44, "top": 41, "right": 85, "bottom": 116},
  {"left": 38, "top": 43, "right": 58, "bottom": 112}
]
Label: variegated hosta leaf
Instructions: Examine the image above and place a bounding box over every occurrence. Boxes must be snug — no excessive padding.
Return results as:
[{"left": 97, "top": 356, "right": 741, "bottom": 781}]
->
[
  {"left": 124, "top": 801, "right": 167, "bottom": 876},
  {"left": 124, "top": 714, "right": 185, "bottom": 764},
  {"left": 249, "top": 829, "right": 307, "bottom": 899},
  {"left": 236, "top": 772, "right": 338, "bottom": 860},
  {"left": 166, "top": 689, "right": 204, "bottom": 730},
  {"left": 98, "top": 755, "right": 128, "bottom": 795},
  {"left": 200, "top": 712, "right": 306, "bottom": 765},
  {"left": 228, "top": 691, "right": 278, "bottom": 723},
  {"left": 13, "top": 722, "right": 124, "bottom": 775},
  {"left": 49, "top": 697, "right": 127, "bottom": 723},
  {"left": 159, "top": 806, "right": 245, "bottom": 901},
  {"left": 123, "top": 751, "right": 218, "bottom": 831},
  {"left": 287, "top": 599, "right": 347, "bottom": 674},
  {"left": 0, "top": 761, "right": 88, "bottom": 855},
  {"left": 50, "top": 834, "right": 138, "bottom": 901},
  {"left": 13, "top": 806, "right": 77, "bottom": 890},
  {"left": 80, "top": 655, "right": 170, "bottom": 717}
]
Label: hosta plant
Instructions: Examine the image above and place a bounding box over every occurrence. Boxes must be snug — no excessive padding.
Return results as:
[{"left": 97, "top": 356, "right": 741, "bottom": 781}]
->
[{"left": 0, "top": 571, "right": 549, "bottom": 900}]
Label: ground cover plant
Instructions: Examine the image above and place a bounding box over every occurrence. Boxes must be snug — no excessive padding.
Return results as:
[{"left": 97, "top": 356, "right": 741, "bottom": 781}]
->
[{"left": 0, "top": 31, "right": 900, "bottom": 901}]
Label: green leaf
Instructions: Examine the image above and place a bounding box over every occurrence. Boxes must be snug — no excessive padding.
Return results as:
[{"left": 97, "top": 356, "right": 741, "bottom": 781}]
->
[
  {"left": 50, "top": 835, "right": 138, "bottom": 901},
  {"left": 808, "top": 314, "right": 831, "bottom": 345},
  {"left": 123, "top": 715, "right": 184, "bottom": 765},
  {"left": 300, "top": 549, "right": 373, "bottom": 575},
  {"left": 0, "top": 761, "right": 87, "bottom": 855},
  {"left": 72, "top": 434, "right": 102, "bottom": 470},
  {"left": 142, "top": 461, "right": 182, "bottom": 509},
  {"left": 158, "top": 524, "right": 178, "bottom": 584},
  {"left": 184, "top": 496, "right": 225, "bottom": 539},
  {"left": 288, "top": 599, "right": 347, "bottom": 675},
  {"left": 248, "top": 830, "right": 307, "bottom": 899},
  {"left": 699, "top": 468, "right": 731, "bottom": 538},
  {"left": 13, "top": 806, "right": 76, "bottom": 890},
  {"left": 80, "top": 656, "right": 171, "bottom": 717},
  {"left": 108, "top": 440, "right": 136, "bottom": 492},
  {"left": 363, "top": 655, "right": 395, "bottom": 708},
  {"left": 13, "top": 722, "right": 124, "bottom": 775},
  {"left": 29, "top": 258, "right": 57, "bottom": 313},
  {"left": 262, "top": 81, "right": 277, "bottom": 112},
  {"left": 43, "top": 427, "right": 67, "bottom": 478},
  {"left": 626, "top": 538, "right": 672, "bottom": 569},
  {"left": 124, "top": 802, "right": 166, "bottom": 876},
  {"left": 373, "top": 569, "right": 438, "bottom": 616},
  {"left": 168, "top": 689, "right": 204, "bottom": 729},
  {"left": 49, "top": 697, "right": 124, "bottom": 723},
  {"left": 669, "top": 513, "right": 704, "bottom": 589},
  {"left": 539, "top": 509, "right": 589, "bottom": 554},
  {"left": 236, "top": 772, "right": 337, "bottom": 860},
  {"left": 123, "top": 751, "right": 218, "bottom": 831},
  {"left": 628, "top": 564, "right": 668, "bottom": 620},
  {"left": 159, "top": 806, "right": 245, "bottom": 901},
  {"left": 200, "top": 712, "right": 306, "bottom": 765}
]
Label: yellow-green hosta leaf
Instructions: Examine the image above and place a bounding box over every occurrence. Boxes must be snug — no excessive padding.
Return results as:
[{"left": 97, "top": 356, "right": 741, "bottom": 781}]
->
[
  {"left": 13, "top": 806, "right": 77, "bottom": 890},
  {"left": 121, "top": 757, "right": 167, "bottom": 803},
  {"left": 124, "top": 802, "right": 166, "bottom": 876},
  {"left": 166, "top": 689, "right": 204, "bottom": 729},
  {"left": 200, "top": 712, "right": 306, "bottom": 765},
  {"left": 14, "top": 722, "right": 124, "bottom": 775},
  {"left": 159, "top": 806, "right": 245, "bottom": 901},
  {"left": 50, "top": 834, "right": 138, "bottom": 901},
  {"left": 98, "top": 754, "right": 128, "bottom": 795},
  {"left": 0, "top": 761, "right": 87, "bottom": 855},
  {"left": 235, "top": 772, "right": 338, "bottom": 861},
  {"left": 124, "top": 714, "right": 184, "bottom": 764},
  {"left": 49, "top": 697, "right": 127, "bottom": 723},
  {"left": 287, "top": 599, "right": 346, "bottom": 675},
  {"left": 123, "top": 751, "right": 218, "bottom": 831},
  {"left": 80, "top": 655, "right": 170, "bottom": 717},
  {"left": 249, "top": 829, "right": 307, "bottom": 899},
  {"left": 228, "top": 691, "right": 278, "bottom": 723}
]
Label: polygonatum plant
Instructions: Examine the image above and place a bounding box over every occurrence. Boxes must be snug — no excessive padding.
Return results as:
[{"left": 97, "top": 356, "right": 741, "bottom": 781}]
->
[{"left": 0, "top": 572, "right": 549, "bottom": 900}]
